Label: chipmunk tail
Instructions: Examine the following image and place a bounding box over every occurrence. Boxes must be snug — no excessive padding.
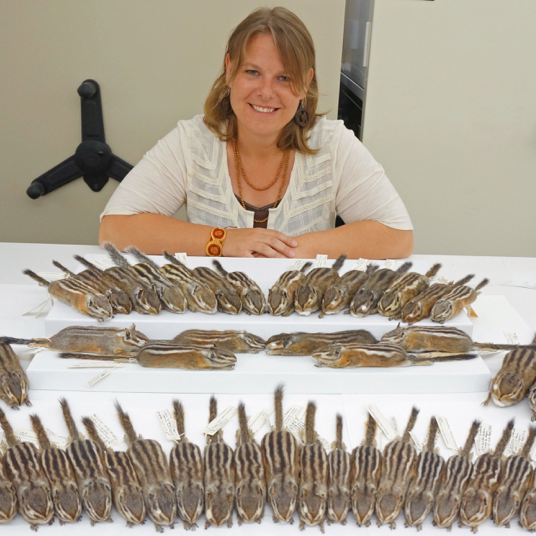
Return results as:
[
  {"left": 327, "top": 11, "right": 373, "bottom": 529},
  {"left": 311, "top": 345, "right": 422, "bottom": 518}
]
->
[
  {"left": 364, "top": 412, "right": 377, "bottom": 447},
  {"left": 332, "top": 255, "right": 347, "bottom": 272},
  {"left": 212, "top": 260, "right": 228, "bottom": 277},
  {"left": 81, "top": 416, "right": 107, "bottom": 452},
  {"left": 530, "top": 332, "right": 536, "bottom": 346},
  {"left": 396, "top": 261, "right": 413, "bottom": 274},
  {"left": 74, "top": 255, "right": 102, "bottom": 272},
  {"left": 426, "top": 417, "right": 439, "bottom": 452},
  {"left": 301, "top": 261, "right": 313, "bottom": 274},
  {"left": 335, "top": 414, "right": 343, "bottom": 449},
  {"left": 402, "top": 407, "right": 420, "bottom": 443},
  {"left": 274, "top": 383, "right": 284, "bottom": 431},
  {"left": 115, "top": 401, "right": 138, "bottom": 445},
  {"left": 425, "top": 263, "right": 442, "bottom": 279},
  {"left": 59, "top": 398, "right": 80, "bottom": 441},
  {"left": 209, "top": 396, "right": 218, "bottom": 423},
  {"left": 125, "top": 246, "right": 160, "bottom": 271},
  {"left": 474, "top": 342, "right": 519, "bottom": 351},
  {"left": 58, "top": 352, "right": 120, "bottom": 361},
  {"left": 461, "top": 420, "right": 481, "bottom": 457},
  {"left": 29, "top": 414, "right": 52, "bottom": 450},
  {"left": 237, "top": 402, "right": 250, "bottom": 444},
  {"left": 103, "top": 242, "right": 131, "bottom": 269},
  {"left": 172, "top": 400, "right": 186, "bottom": 438},
  {"left": 494, "top": 419, "right": 515, "bottom": 458},
  {"left": 52, "top": 260, "right": 74, "bottom": 276},
  {"left": 162, "top": 251, "right": 183, "bottom": 266},
  {"left": 0, "top": 337, "right": 42, "bottom": 347},
  {"left": 453, "top": 274, "right": 475, "bottom": 287},
  {"left": 305, "top": 401, "right": 317, "bottom": 445},
  {"left": 475, "top": 278, "right": 490, "bottom": 292},
  {"left": 22, "top": 269, "right": 50, "bottom": 287},
  {"left": 0, "top": 408, "right": 17, "bottom": 448},
  {"left": 521, "top": 426, "right": 536, "bottom": 459},
  {"left": 367, "top": 263, "right": 379, "bottom": 275}
]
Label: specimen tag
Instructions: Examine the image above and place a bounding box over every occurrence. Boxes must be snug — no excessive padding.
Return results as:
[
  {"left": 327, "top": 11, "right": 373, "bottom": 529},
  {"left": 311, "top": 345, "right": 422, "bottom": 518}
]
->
[
  {"left": 38, "top": 271, "right": 66, "bottom": 281},
  {"left": 382, "top": 259, "right": 396, "bottom": 269},
  {"left": 88, "top": 415, "right": 121, "bottom": 447},
  {"left": 174, "top": 253, "right": 189, "bottom": 268},
  {"left": 367, "top": 405, "right": 396, "bottom": 441},
  {"left": 436, "top": 416, "right": 458, "bottom": 452},
  {"left": 351, "top": 258, "right": 369, "bottom": 272},
  {"left": 284, "top": 405, "right": 305, "bottom": 430},
  {"left": 287, "top": 259, "right": 307, "bottom": 272},
  {"left": 204, "top": 406, "right": 238, "bottom": 436},
  {"left": 390, "top": 416, "right": 399, "bottom": 437},
  {"left": 475, "top": 423, "right": 492, "bottom": 456},
  {"left": 86, "top": 369, "right": 112, "bottom": 388},
  {"left": 503, "top": 331, "right": 520, "bottom": 345},
  {"left": 410, "top": 431, "right": 422, "bottom": 451},
  {"left": 157, "top": 410, "right": 182, "bottom": 441},
  {"left": 465, "top": 306, "right": 478, "bottom": 317},
  {"left": 14, "top": 428, "right": 68, "bottom": 448},
  {"left": 505, "top": 427, "right": 526, "bottom": 457},
  {"left": 435, "top": 276, "right": 451, "bottom": 284},
  {"left": 91, "top": 258, "right": 116, "bottom": 270},
  {"left": 248, "top": 410, "right": 272, "bottom": 435},
  {"left": 69, "top": 363, "right": 124, "bottom": 369},
  {"left": 313, "top": 254, "right": 328, "bottom": 268}
]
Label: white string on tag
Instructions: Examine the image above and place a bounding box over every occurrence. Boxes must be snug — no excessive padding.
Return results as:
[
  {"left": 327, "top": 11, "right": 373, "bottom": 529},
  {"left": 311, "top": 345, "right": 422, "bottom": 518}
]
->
[
  {"left": 86, "top": 369, "right": 112, "bottom": 388},
  {"left": 204, "top": 406, "right": 238, "bottom": 437},
  {"left": 157, "top": 410, "right": 182, "bottom": 441},
  {"left": 436, "top": 416, "right": 458, "bottom": 452},
  {"left": 68, "top": 363, "right": 124, "bottom": 369},
  {"left": 287, "top": 259, "right": 307, "bottom": 272},
  {"left": 313, "top": 254, "right": 328, "bottom": 268},
  {"left": 88, "top": 415, "right": 121, "bottom": 448},
  {"left": 366, "top": 405, "right": 396, "bottom": 441},
  {"left": 350, "top": 258, "right": 369, "bottom": 272},
  {"left": 174, "top": 253, "right": 189, "bottom": 268},
  {"left": 475, "top": 423, "right": 492, "bottom": 456},
  {"left": 22, "top": 297, "right": 54, "bottom": 318},
  {"left": 382, "top": 259, "right": 396, "bottom": 269}
]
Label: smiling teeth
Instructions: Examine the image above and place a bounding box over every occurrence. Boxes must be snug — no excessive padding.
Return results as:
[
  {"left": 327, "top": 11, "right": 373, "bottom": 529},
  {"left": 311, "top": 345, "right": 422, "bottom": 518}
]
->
[{"left": 252, "top": 105, "right": 275, "bottom": 113}]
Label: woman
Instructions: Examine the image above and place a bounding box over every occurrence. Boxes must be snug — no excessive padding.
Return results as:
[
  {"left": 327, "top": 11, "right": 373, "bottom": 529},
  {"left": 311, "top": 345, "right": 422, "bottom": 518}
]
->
[{"left": 99, "top": 7, "right": 413, "bottom": 259}]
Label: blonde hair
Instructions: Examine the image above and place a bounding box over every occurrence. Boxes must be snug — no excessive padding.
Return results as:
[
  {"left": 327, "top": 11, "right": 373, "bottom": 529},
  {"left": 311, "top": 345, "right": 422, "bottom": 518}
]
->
[{"left": 203, "top": 7, "right": 323, "bottom": 155}]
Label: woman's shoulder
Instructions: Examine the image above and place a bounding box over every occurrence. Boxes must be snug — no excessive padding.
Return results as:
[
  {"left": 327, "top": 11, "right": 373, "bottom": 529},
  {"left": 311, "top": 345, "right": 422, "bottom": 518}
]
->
[
  {"left": 175, "top": 114, "right": 214, "bottom": 138},
  {"left": 307, "top": 116, "right": 352, "bottom": 152}
]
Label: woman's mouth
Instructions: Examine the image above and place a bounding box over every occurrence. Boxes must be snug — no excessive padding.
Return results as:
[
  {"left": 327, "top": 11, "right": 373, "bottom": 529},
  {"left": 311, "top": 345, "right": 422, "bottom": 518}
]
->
[{"left": 250, "top": 104, "right": 277, "bottom": 114}]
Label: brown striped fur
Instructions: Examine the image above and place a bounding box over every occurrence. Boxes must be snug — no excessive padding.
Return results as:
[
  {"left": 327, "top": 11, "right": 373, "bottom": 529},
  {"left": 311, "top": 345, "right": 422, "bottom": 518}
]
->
[
  {"left": 174, "top": 329, "right": 266, "bottom": 354},
  {"left": 0, "top": 342, "right": 31, "bottom": 409},
  {"left": 0, "top": 458, "right": 17, "bottom": 523},
  {"left": 268, "top": 262, "right": 312, "bottom": 316},
  {"left": 193, "top": 267, "right": 242, "bottom": 314},
  {"left": 327, "top": 415, "right": 351, "bottom": 525}
]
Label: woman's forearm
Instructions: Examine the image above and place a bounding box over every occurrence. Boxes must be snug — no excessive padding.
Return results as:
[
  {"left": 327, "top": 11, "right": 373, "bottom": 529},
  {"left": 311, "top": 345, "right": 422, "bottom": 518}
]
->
[{"left": 293, "top": 221, "right": 414, "bottom": 260}]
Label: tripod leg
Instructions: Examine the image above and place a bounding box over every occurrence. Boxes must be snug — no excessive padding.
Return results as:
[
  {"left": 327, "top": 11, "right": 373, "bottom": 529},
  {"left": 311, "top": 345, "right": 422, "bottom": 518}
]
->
[{"left": 27, "top": 155, "right": 82, "bottom": 199}]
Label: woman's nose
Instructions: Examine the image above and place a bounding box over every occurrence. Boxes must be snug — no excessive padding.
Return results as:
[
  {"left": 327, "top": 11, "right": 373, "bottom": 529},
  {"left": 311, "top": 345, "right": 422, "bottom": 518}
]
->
[{"left": 257, "top": 78, "right": 275, "bottom": 99}]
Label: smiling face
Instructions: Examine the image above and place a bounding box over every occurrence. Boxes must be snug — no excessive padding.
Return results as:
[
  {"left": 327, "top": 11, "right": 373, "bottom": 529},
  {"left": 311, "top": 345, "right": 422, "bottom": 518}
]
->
[{"left": 226, "top": 33, "right": 312, "bottom": 143}]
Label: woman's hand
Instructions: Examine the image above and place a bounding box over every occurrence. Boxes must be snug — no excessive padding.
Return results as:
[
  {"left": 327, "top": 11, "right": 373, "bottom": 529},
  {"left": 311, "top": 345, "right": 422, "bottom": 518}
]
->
[{"left": 223, "top": 228, "right": 297, "bottom": 258}]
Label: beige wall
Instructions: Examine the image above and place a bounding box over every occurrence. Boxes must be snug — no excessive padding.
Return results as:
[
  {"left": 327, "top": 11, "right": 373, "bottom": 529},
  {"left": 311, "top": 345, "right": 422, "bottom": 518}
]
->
[
  {"left": 0, "top": 0, "right": 345, "bottom": 245},
  {"left": 363, "top": 0, "right": 536, "bottom": 257}
]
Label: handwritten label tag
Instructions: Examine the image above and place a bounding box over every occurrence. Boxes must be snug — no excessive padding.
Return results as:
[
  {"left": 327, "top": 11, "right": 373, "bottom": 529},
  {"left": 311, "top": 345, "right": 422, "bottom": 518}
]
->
[
  {"left": 351, "top": 258, "right": 369, "bottom": 272},
  {"left": 88, "top": 415, "right": 121, "bottom": 447},
  {"left": 435, "top": 276, "right": 451, "bottom": 284},
  {"left": 475, "top": 423, "right": 492, "bottom": 456},
  {"left": 157, "top": 410, "right": 182, "bottom": 441},
  {"left": 410, "top": 431, "right": 422, "bottom": 451},
  {"left": 90, "top": 258, "right": 116, "bottom": 270},
  {"left": 287, "top": 259, "right": 307, "bottom": 272},
  {"left": 174, "top": 253, "right": 189, "bottom": 268},
  {"left": 505, "top": 427, "right": 526, "bottom": 457},
  {"left": 313, "top": 254, "right": 328, "bottom": 268},
  {"left": 248, "top": 410, "right": 272, "bottom": 435},
  {"left": 503, "top": 331, "right": 520, "bottom": 345},
  {"left": 367, "top": 405, "right": 396, "bottom": 441},
  {"left": 69, "top": 363, "right": 124, "bottom": 369},
  {"left": 284, "top": 406, "right": 304, "bottom": 430},
  {"left": 14, "top": 429, "right": 40, "bottom": 445},
  {"left": 38, "top": 271, "right": 66, "bottom": 281},
  {"left": 382, "top": 259, "right": 396, "bottom": 269},
  {"left": 204, "top": 406, "right": 238, "bottom": 437},
  {"left": 86, "top": 369, "right": 112, "bottom": 388},
  {"left": 390, "top": 417, "right": 399, "bottom": 437},
  {"left": 436, "top": 416, "right": 458, "bottom": 452}
]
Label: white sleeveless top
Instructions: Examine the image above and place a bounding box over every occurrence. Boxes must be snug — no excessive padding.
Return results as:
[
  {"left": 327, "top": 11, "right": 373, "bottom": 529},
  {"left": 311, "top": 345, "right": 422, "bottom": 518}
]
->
[{"left": 101, "top": 115, "right": 412, "bottom": 236}]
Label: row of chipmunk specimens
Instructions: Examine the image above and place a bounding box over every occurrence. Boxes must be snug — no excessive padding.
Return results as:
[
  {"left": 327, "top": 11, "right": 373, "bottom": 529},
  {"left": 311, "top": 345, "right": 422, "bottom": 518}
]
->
[
  {"left": 22, "top": 242, "right": 488, "bottom": 323},
  {"left": 1, "top": 388, "right": 536, "bottom": 532}
]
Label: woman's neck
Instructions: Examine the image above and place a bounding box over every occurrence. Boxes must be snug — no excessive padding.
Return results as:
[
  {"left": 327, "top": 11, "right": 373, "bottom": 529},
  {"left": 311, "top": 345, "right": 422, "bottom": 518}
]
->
[{"left": 235, "top": 127, "right": 283, "bottom": 160}]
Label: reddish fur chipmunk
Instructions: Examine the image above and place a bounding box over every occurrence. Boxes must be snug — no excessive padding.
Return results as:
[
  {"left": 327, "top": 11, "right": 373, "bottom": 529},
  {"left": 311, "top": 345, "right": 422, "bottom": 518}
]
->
[
  {"left": 234, "top": 401, "right": 266, "bottom": 524},
  {"left": 0, "top": 456, "right": 17, "bottom": 523},
  {"left": 327, "top": 415, "right": 351, "bottom": 525},
  {"left": 375, "top": 407, "right": 419, "bottom": 529},
  {"left": 350, "top": 413, "right": 382, "bottom": 527},
  {"left": 268, "top": 262, "right": 312, "bottom": 316},
  {"left": 213, "top": 260, "right": 266, "bottom": 315},
  {"left": 169, "top": 400, "right": 204, "bottom": 530},
  {"left": 173, "top": 329, "right": 266, "bottom": 354},
  {"left": 81, "top": 416, "right": 146, "bottom": 527},
  {"left": 193, "top": 266, "right": 243, "bottom": 315},
  {"left": 0, "top": 408, "right": 54, "bottom": 530},
  {"left": 294, "top": 255, "right": 347, "bottom": 316},
  {"left": 299, "top": 401, "right": 329, "bottom": 532},
  {"left": 23, "top": 268, "right": 113, "bottom": 321},
  {"left": 204, "top": 397, "right": 235, "bottom": 529},
  {"left": 59, "top": 398, "right": 113, "bottom": 525},
  {"left": 433, "top": 420, "right": 480, "bottom": 530},
  {"left": 29, "top": 414, "right": 82, "bottom": 524},
  {"left": 493, "top": 425, "right": 536, "bottom": 528},
  {"left": 0, "top": 342, "right": 31, "bottom": 409},
  {"left": 404, "top": 417, "right": 445, "bottom": 530},
  {"left": 459, "top": 419, "right": 514, "bottom": 532},
  {"left": 261, "top": 385, "right": 300, "bottom": 524},
  {"left": 115, "top": 402, "right": 176, "bottom": 532},
  {"left": 519, "top": 429, "right": 536, "bottom": 530}
]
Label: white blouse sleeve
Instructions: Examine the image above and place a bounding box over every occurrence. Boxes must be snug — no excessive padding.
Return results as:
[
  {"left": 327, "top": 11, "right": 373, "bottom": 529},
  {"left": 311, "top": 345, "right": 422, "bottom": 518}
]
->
[
  {"left": 331, "top": 121, "right": 413, "bottom": 230},
  {"left": 100, "top": 122, "right": 189, "bottom": 219}
]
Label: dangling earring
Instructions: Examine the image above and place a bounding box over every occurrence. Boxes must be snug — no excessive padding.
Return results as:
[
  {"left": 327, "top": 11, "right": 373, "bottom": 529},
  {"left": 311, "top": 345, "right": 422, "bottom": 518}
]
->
[
  {"left": 293, "top": 100, "right": 309, "bottom": 127},
  {"left": 219, "top": 88, "right": 232, "bottom": 114}
]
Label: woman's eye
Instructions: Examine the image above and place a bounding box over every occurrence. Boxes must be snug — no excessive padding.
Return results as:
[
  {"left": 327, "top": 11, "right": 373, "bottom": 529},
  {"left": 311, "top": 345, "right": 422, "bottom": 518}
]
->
[
  {"left": 246, "top": 69, "right": 259, "bottom": 76},
  {"left": 279, "top": 75, "right": 290, "bottom": 82}
]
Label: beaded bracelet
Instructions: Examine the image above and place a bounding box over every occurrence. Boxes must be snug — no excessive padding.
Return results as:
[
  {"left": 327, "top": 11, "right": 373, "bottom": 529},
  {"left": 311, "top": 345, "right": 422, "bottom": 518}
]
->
[{"left": 205, "top": 227, "right": 226, "bottom": 257}]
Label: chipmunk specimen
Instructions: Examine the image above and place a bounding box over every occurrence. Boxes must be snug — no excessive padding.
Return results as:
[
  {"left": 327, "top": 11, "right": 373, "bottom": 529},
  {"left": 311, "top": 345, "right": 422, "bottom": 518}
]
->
[
  {"left": 433, "top": 420, "right": 480, "bottom": 530},
  {"left": 2, "top": 324, "right": 149, "bottom": 357},
  {"left": 81, "top": 416, "right": 146, "bottom": 527},
  {"left": 266, "top": 330, "right": 376, "bottom": 356},
  {"left": 431, "top": 278, "right": 489, "bottom": 324},
  {"left": 193, "top": 266, "right": 242, "bottom": 314},
  {"left": 350, "top": 413, "right": 382, "bottom": 527},
  {"left": 105, "top": 244, "right": 188, "bottom": 314},
  {"left": 52, "top": 259, "right": 133, "bottom": 315},
  {"left": 23, "top": 269, "right": 113, "bottom": 321},
  {"left": 459, "top": 419, "right": 514, "bottom": 532},
  {"left": 483, "top": 334, "right": 536, "bottom": 407},
  {"left": 519, "top": 428, "right": 536, "bottom": 531},
  {"left": 116, "top": 402, "right": 176, "bottom": 532},
  {"left": 213, "top": 260, "right": 266, "bottom": 315},
  {"left": 529, "top": 382, "right": 536, "bottom": 421},
  {"left": 0, "top": 457, "right": 17, "bottom": 523},
  {"left": 327, "top": 415, "right": 351, "bottom": 525},
  {"left": 348, "top": 261, "right": 412, "bottom": 317},
  {"left": 404, "top": 417, "right": 445, "bottom": 530},
  {"left": 0, "top": 408, "right": 54, "bottom": 529},
  {"left": 173, "top": 329, "right": 266, "bottom": 353},
  {"left": 75, "top": 255, "right": 161, "bottom": 315},
  {"left": 493, "top": 425, "right": 536, "bottom": 528},
  {"left": 294, "top": 255, "right": 346, "bottom": 316},
  {"left": 234, "top": 401, "right": 266, "bottom": 524},
  {"left": 0, "top": 343, "right": 30, "bottom": 409},
  {"left": 29, "top": 414, "right": 82, "bottom": 524},
  {"left": 299, "top": 401, "right": 328, "bottom": 532},
  {"left": 401, "top": 274, "right": 474, "bottom": 325},
  {"left": 204, "top": 397, "right": 235, "bottom": 528},
  {"left": 169, "top": 400, "right": 204, "bottom": 530},
  {"left": 59, "top": 398, "right": 113, "bottom": 525},
  {"left": 319, "top": 264, "right": 377, "bottom": 318},
  {"left": 268, "top": 262, "right": 312, "bottom": 316},
  {"left": 378, "top": 263, "right": 442, "bottom": 320},
  {"left": 375, "top": 407, "right": 419, "bottom": 529},
  {"left": 160, "top": 252, "right": 218, "bottom": 314},
  {"left": 261, "top": 385, "right": 300, "bottom": 524}
]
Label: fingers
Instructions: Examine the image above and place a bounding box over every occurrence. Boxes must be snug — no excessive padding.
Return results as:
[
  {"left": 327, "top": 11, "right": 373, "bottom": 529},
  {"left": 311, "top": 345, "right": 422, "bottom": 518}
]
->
[{"left": 223, "top": 229, "right": 297, "bottom": 258}]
